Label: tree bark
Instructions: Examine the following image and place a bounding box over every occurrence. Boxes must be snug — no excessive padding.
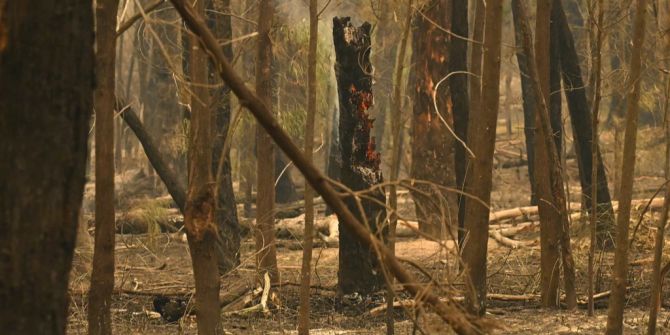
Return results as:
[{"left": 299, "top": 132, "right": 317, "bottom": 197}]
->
[
  {"left": 183, "top": 0, "right": 222, "bottom": 333},
  {"left": 410, "top": 0, "right": 458, "bottom": 239},
  {"left": 606, "top": 0, "right": 649, "bottom": 332},
  {"left": 255, "top": 0, "right": 279, "bottom": 284},
  {"left": 461, "top": 0, "right": 504, "bottom": 316},
  {"left": 88, "top": 1, "right": 119, "bottom": 334},
  {"left": 553, "top": 0, "right": 615, "bottom": 247},
  {"left": 0, "top": 1, "right": 94, "bottom": 333},
  {"left": 449, "top": 0, "right": 470, "bottom": 245},
  {"left": 207, "top": 0, "right": 242, "bottom": 276},
  {"left": 333, "top": 17, "right": 388, "bottom": 295}
]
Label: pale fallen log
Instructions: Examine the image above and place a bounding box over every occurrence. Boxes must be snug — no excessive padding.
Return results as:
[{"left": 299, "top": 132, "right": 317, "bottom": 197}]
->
[{"left": 489, "top": 229, "right": 537, "bottom": 248}]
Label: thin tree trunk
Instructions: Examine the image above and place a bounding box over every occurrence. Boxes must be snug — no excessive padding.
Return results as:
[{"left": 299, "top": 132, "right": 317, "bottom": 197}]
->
[
  {"left": 255, "top": 0, "right": 279, "bottom": 284},
  {"left": 170, "top": 4, "right": 486, "bottom": 332},
  {"left": 208, "top": 0, "right": 241, "bottom": 275},
  {"left": 586, "top": 0, "right": 605, "bottom": 316},
  {"left": 297, "top": 0, "right": 318, "bottom": 332},
  {"left": 553, "top": 0, "right": 615, "bottom": 247},
  {"left": 462, "top": 0, "right": 504, "bottom": 316},
  {"left": 512, "top": 7, "right": 539, "bottom": 206},
  {"left": 450, "top": 0, "right": 470, "bottom": 245},
  {"left": 0, "top": 1, "right": 94, "bottom": 333},
  {"left": 515, "top": 0, "right": 577, "bottom": 309},
  {"left": 333, "top": 17, "right": 388, "bottom": 295},
  {"left": 88, "top": 1, "right": 119, "bottom": 333},
  {"left": 410, "top": 0, "right": 458, "bottom": 240},
  {"left": 183, "top": 0, "right": 222, "bottom": 333},
  {"left": 605, "top": 0, "right": 649, "bottom": 332}
]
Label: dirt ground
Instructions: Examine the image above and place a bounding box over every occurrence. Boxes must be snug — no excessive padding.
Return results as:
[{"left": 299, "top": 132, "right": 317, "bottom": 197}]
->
[{"left": 67, "top": 127, "right": 670, "bottom": 334}]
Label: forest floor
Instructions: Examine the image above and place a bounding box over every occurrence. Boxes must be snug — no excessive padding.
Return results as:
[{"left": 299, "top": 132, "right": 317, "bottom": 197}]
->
[{"left": 66, "top": 127, "right": 670, "bottom": 334}]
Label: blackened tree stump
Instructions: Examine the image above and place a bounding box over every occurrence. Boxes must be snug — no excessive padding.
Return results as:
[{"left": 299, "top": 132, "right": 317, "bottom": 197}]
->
[{"left": 333, "top": 17, "right": 387, "bottom": 295}]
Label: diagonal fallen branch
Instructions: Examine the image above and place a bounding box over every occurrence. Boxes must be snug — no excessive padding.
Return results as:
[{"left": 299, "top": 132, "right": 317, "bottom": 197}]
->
[{"left": 167, "top": 1, "right": 489, "bottom": 333}]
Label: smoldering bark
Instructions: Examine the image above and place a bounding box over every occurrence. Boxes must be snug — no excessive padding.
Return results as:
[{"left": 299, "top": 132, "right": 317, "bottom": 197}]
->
[
  {"left": 0, "top": 1, "right": 94, "bottom": 333},
  {"left": 333, "top": 17, "right": 388, "bottom": 295},
  {"left": 553, "top": 0, "right": 615, "bottom": 246},
  {"left": 409, "top": 0, "right": 458, "bottom": 239}
]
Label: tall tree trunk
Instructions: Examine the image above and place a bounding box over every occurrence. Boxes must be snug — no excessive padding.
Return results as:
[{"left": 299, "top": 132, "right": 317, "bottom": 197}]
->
[
  {"left": 553, "top": 0, "right": 615, "bottom": 247},
  {"left": 297, "top": 0, "right": 318, "bottom": 333},
  {"left": 512, "top": 7, "right": 539, "bottom": 205},
  {"left": 530, "top": 0, "right": 563, "bottom": 308},
  {"left": 255, "top": 0, "right": 279, "bottom": 284},
  {"left": 410, "top": 0, "right": 458, "bottom": 240},
  {"left": 606, "top": 0, "right": 649, "bottom": 332},
  {"left": 333, "top": 17, "right": 387, "bottom": 295},
  {"left": 515, "top": 0, "right": 578, "bottom": 310},
  {"left": 450, "top": 0, "right": 470, "bottom": 245},
  {"left": 207, "top": 0, "right": 241, "bottom": 275},
  {"left": 88, "top": 1, "right": 119, "bottom": 333},
  {"left": 184, "top": 0, "right": 222, "bottom": 333},
  {"left": 461, "top": 0, "right": 504, "bottom": 316},
  {"left": 0, "top": 1, "right": 94, "bottom": 333}
]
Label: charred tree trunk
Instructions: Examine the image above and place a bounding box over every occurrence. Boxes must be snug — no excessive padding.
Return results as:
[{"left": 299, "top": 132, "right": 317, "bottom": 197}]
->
[
  {"left": 88, "top": 1, "right": 119, "bottom": 333},
  {"left": 461, "top": 0, "right": 504, "bottom": 315},
  {"left": 553, "top": 0, "right": 615, "bottom": 247},
  {"left": 410, "top": 0, "right": 458, "bottom": 239},
  {"left": 0, "top": 1, "right": 94, "bottom": 333},
  {"left": 255, "top": 0, "right": 279, "bottom": 284},
  {"left": 207, "top": 0, "right": 241, "bottom": 275},
  {"left": 512, "top": 5, "right": 539, "bottom": 205},
  {"left": 333, "top": 17, "right": 387, "bottom": 295},
  {"left": 449, "top": 0, "right": 469, "bottom": 244}
]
